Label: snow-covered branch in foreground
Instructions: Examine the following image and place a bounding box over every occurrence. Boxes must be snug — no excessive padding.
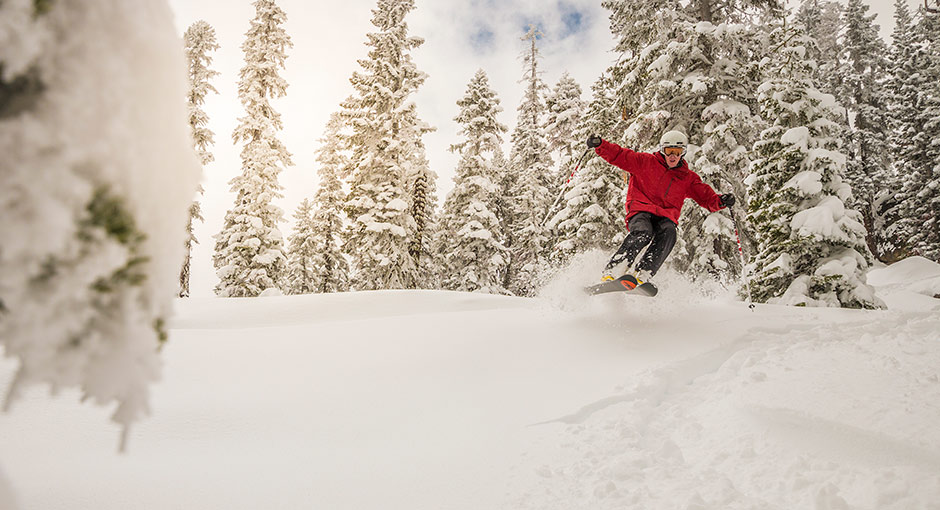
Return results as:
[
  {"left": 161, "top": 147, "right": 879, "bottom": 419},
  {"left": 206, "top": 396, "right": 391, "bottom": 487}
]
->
[{"left": 0, "top": 0, "right": 201, "bottom": 450}]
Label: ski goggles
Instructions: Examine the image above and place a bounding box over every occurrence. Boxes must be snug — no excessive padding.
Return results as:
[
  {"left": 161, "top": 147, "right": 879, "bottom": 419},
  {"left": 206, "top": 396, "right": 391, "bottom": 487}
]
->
[{"left": 662, "top": 146, "right": 685, "bottom": 157}]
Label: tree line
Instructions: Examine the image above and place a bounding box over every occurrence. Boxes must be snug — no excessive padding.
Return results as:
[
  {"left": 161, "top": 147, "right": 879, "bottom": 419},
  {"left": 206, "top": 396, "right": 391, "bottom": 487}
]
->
[{"left": 189, "top": 0, "right": 940, "bottom": 308}]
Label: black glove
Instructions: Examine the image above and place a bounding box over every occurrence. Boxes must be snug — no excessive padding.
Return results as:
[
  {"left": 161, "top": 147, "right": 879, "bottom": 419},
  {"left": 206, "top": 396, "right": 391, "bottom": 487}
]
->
[
  {"left": 587, "top": 135, "right": 602, "bottom": 148},
  {"left": 720, "top": 193, "right": 736, "bottom": 208}
]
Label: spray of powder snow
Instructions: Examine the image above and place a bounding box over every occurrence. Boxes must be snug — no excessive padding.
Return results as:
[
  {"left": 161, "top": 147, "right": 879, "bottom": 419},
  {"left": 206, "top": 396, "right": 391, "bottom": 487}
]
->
[{"left": 536, "top": 250, "right": 742, "bottom": 328}]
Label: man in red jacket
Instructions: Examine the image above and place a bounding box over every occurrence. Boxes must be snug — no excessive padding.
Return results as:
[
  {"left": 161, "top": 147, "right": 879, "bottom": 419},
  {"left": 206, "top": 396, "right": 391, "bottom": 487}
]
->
[{"left": 587, "top": 130, "right": 735, "bottom": 284}]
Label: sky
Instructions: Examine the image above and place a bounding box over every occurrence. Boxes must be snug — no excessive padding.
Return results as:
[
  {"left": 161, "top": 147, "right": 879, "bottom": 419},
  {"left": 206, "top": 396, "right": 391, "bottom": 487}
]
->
[{"left": 166, "top": 0, "right": 915, "bottom": 297}]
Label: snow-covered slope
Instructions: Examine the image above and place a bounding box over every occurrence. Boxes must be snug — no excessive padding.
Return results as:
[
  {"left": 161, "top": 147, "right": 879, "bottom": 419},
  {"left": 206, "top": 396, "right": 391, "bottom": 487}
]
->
[{"left": 0, "top": 260, "right": 938, "bottom": 510}]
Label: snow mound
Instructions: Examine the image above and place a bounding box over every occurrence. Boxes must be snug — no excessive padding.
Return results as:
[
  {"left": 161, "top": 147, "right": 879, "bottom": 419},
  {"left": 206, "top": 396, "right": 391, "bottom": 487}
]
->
[
  {"left": 867, "top": 257, "right": 940, "bottom": 310},
  {"left": 867, "top": 256, "right": 940, "bottom": 288}
]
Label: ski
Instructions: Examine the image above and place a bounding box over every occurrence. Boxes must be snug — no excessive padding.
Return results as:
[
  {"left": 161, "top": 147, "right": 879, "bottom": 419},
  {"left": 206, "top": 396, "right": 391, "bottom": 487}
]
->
[{"left": 584, "top": 274, "right": 658, "bottom": 297}]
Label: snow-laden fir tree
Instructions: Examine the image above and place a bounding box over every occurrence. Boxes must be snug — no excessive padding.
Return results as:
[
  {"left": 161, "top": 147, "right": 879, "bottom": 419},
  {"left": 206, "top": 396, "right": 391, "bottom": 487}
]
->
[
  {"left": 492, "top": 146, "right": 515, "bottom": 290},
  {"left": 601, "top": 0, "right": 775, "bottom": 278},
  {"left": 285, "top": 199, "right": 317, "bottom": 294},
  {"left": 795, "top": 0, "right": 843, "bottom": 93},
  {"left": 689, "top": 92, "right": 764, "bottom": 274},
  {"left": 507, "top": 25, "right": 554, "bottom": 296},
  {"left": 890, "top": 11, "right": 940, "bottom": 262},
  {"left": 545, "top": 72, "right": 585, "bottom": 191},
  {"left": 0, "top": 0, "right": 200, "bottom": 449},
  {"left": 213, "top": 0, "right": 293, "bottom": 297},
  {"left": 836, "top": 0, "right": 890, "bottom": 256},
  {"left": 603, "top": 0, "right": 773, "bottom": 144},
  {"left": 746, "top": 22, "right": 882, "bottom": 309},
  {"left": 878, "top": 0, "right": 921, "bottom": 261},
  {"left": 406, "top": 140, "right": 439, "bottom": 289},
  {"left": 307, "top": 113, "right": 351, "bottom": 293},
  {"left": 436, "top": 69, "right": 510, "bottom": 293},
  {"left": 342, "top": 0, "right": 434, "bottom": 290},
  {"left": 548, "top": 71, "right": 627, "bottom": 264},
  {"left": 180, "top": 20, "right": 219, "bottom": 298}
]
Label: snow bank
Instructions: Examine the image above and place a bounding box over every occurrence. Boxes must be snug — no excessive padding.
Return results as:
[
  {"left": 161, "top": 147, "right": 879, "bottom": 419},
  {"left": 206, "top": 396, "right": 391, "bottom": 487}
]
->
[
  {"left": 867, "top": 256, "right": 940, "bottom": 308},
  {"left": 867, "top": 256, "right": 940, "bottom": 287}
]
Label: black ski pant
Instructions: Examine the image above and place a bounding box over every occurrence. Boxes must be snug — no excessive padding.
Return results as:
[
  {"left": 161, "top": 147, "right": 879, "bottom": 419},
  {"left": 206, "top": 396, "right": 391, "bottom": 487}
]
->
[{"left": 604, "top": 212, "right": 677, "bottom": 276}]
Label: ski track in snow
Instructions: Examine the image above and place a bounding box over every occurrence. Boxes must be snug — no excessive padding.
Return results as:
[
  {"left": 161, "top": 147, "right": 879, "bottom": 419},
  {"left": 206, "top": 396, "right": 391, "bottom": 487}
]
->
[{"left": 511, "top": 308, "right": 940, "bottom": 510}]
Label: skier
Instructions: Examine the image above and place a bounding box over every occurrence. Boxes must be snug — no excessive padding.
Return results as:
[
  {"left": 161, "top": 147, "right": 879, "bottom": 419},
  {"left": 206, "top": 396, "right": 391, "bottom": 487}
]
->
[{"left": 587, "top": 130, "right": 735, "bottom": 286}]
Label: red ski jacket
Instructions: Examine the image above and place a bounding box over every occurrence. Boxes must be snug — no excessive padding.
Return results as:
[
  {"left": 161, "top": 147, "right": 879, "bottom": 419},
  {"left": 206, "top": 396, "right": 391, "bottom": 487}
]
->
[{"left": 595, "top": 139, "right": 724, "bottom": 227}]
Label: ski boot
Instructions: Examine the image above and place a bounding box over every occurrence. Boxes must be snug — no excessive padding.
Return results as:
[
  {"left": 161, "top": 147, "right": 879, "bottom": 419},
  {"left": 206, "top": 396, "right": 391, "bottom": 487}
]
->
[{"left": 633, "top": 269, "right": 652, "bottom": 285}]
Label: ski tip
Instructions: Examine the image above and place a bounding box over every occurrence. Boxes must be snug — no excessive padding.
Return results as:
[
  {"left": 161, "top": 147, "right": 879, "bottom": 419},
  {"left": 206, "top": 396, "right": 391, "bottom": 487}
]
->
[{"left": 637, "top": 283, "right": 659, "bottom": 297}]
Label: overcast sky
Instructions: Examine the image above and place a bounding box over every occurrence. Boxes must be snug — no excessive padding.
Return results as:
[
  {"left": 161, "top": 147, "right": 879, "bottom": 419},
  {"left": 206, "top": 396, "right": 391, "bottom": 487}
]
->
[{"left": 166, "top": 0, "right": 908, "bottom": 296}]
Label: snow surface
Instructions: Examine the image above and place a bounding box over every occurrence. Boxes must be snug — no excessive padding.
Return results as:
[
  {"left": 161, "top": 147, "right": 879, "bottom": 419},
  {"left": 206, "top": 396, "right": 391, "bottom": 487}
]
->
[{"left": 1, "top": 256, "right": 939, "bottom": 510}]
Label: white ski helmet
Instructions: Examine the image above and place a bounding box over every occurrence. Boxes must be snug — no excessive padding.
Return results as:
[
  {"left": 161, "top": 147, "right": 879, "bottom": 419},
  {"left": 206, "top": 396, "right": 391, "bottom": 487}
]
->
[{"left": 659, "top": 130, "right": 688, "bottom": 155}]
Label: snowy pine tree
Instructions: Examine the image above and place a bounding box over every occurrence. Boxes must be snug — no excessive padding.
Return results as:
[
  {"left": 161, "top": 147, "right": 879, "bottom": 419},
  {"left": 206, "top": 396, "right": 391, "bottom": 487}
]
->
[
  {"left": 507, "top": 25, "right": 554, "bottom": 296},
  {"left": 437, "top": 69, "right": 510, "bottom": 293},
  {"left": 406, "top": 140, "right": 439, "bottom": 289},
  {"left": 683, "top": 101, "right": 763, "bottom": 278},
  {"left": 285, "top": 199, "right": 318, "bottom": 294},
  {"left": 342, "top": 0, "right": 434, "bottom": 290},
  {"left": 0, "top": 0, "right": 201, "bottom": 447},
  {"left": 879, "top": 0, "right": 921, "bottom": 261},
  {"left": 548, "top": 71, "right": 627, "bottom": 263},
  {"left": 180, "top": 20, "right": 219, "bottom": 298},
  {"left": 837, "top": 0, "right": 891, "bottom": 255},
  {"left": 307, "top": 113, "right": 351, "bottom": 293},
  {"left": 795, "top": 0, "right": 843, "bottom": 92},
  {"left": 545, "top": 72, "right": 585, "bottom": 188},
  {"left": 891, "top": 11, "right": 940, "bottom": 262},
  {"left": 746, "top": 23, "right": 882, "bottom": 309},
  {"left": 492, "top": 146, "right": 516, "bottom": 290},
  {"left": 213, "top": 0, "right": 293, "bottom": 297}
]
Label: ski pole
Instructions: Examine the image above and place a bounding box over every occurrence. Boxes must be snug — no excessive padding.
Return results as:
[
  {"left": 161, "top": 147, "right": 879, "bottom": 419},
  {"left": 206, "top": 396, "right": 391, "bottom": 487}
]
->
[
  {"left": 728, "top": 206, "right": 755, "bottom": 310},
  {"left": 541, "top": 148, "right": 592, "bottom": 227}
]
